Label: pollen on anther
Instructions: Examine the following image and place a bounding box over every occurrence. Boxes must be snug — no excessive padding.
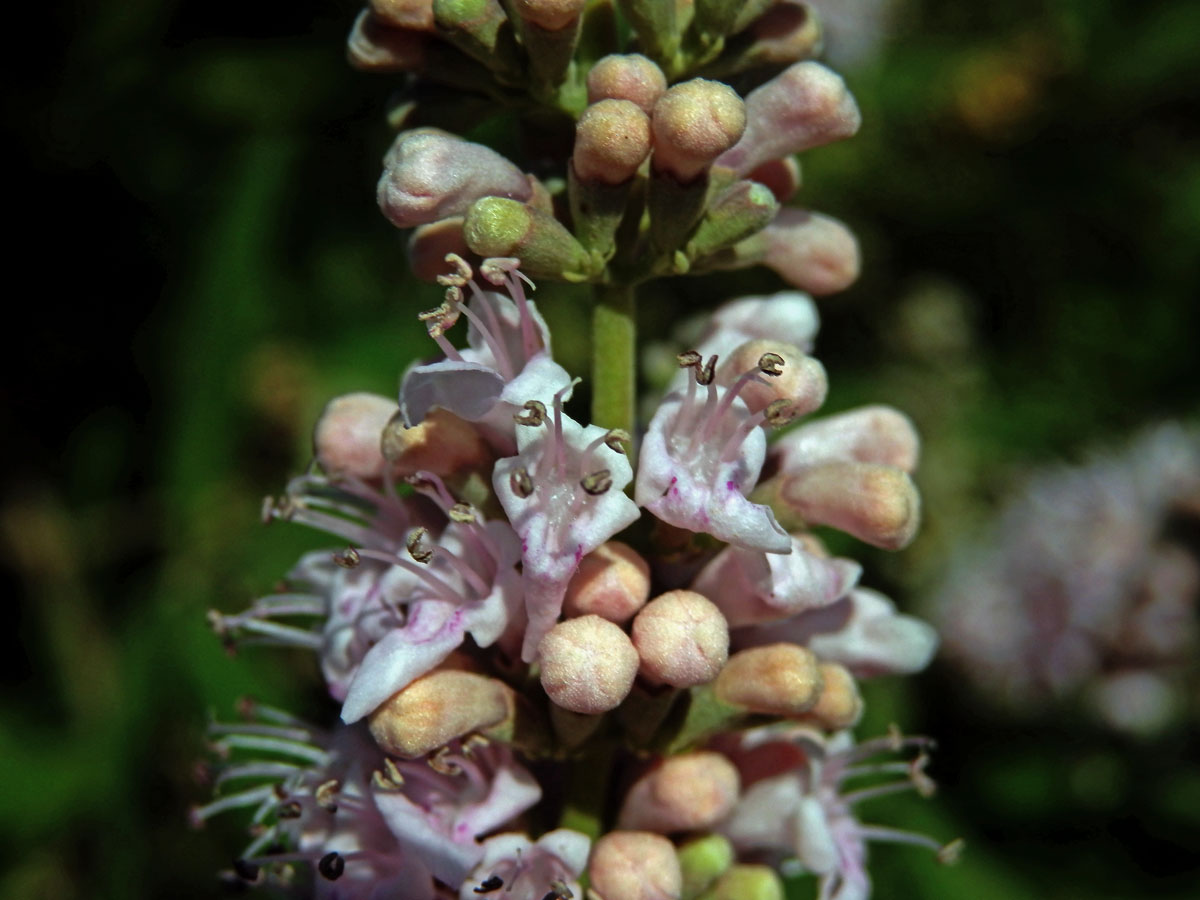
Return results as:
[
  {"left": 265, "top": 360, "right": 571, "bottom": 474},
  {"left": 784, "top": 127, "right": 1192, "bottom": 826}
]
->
[
  {"left": 758, "top": 352, "right": 785, "bottom": 376},
  {"left": 581, "top": 469, "right": 613, "bottom": 495},
  {"left": 604, "top": 429, "right": 632, "bottom": 453},
  {"left": 407, "top": 528, "right": 433, "bottom": 563},
  {"left": 763, "top": 398, "right": 796, "bottom": 427},
  {"left": 449, "top": 502, "right": 477, "bottom": 523},
  {"left": 333, "top": 547, "right": 361, "bottom": 568},
  {"left": 515, "top": 399, "right": 548, "bottom": 426},
  {"left": 510, "top": 467, "right": 534, "bottom": 498}
]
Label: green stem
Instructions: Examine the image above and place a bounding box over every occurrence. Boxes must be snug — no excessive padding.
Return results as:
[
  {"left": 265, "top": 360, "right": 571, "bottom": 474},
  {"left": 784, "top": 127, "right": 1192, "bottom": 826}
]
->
[
  {"left": 591, "top": 282, "right": 637, "bottom": 436},
  {"left": 559, "top": 740, "right": 617, "bottom": 841}
]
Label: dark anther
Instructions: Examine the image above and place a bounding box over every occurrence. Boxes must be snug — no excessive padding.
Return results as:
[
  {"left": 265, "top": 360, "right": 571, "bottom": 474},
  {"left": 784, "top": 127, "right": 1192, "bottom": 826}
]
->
[
  {"left": 277, "top": 800, "right": 302, "bottom": 819},
  {"left": 232, "top": 859, "right": 260, "bottom": 881},
  {"left": 510, "top": 467, "right": 534, "bottom": 498},
  {"left": 764, "top": 399, "right": 797, "bottom": 427},
  {"left": 604, "top": 429, "right": 631, "bottom": 453},
  {"left": 449, "top": 503, "right": 476, "bottom": 523},
  {"left": 318, "top": 851, "right": 346, "bottom": 881},
  {"left": 581, "top": 469, "right": 613, "bottom": 495},
  {"left": 543, "top": 883, "right": 573, "bottom": 900},
  {"left": 473, "top": 875, "right": 504, "bottom": 893},
  {"left": 407, "top": 528, "right": 433, "bottom": 563},
  {"left": 695, "top": 354, "right": 717, "bottom": 386},
  {"left": 677, "top": 349, "right": 702, "bottom": 369},
  {"left": 514, "top": 399, "right": 547, "bottom": 426},
  {"left": 333, "top": 547, "right": 361, "bottom": 568},
  {"left": 758, "top": 352, "right": 786, "bottom": 376}
]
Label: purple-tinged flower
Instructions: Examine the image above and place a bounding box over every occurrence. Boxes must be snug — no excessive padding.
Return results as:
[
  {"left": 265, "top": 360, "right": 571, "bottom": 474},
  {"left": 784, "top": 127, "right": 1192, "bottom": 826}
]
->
[
  {"left": 400, "top": 257, "right": 572, "bottom": 451},
  {"left": 635, "top": 351, "right": 793, "bottom": 554},
  {"left": 493, "top": 381, "right": 640, "bottom": 661},
  {"left": 696, "top": 291, "right": 821, "bottom": 360},
  {"left": 192, "top": 704, "right": 439, "bottom": 898},
  {"left": 759, "top": 209, "right": 860, "bottom": 297},
  {"left": 691, "top": 536, "right": 862, "bottom": 627},
  {"left": 460, "top": 829, "right": 590, "bottom": 900},
  {"left": 714, "top": 726, "right": 958, "bottom": 900},
  {"left": 735, "top": 587, "right": 939, "bottom": 678},
  {"left": 372, "top": 737, "right": 542, "bottom": 887},
  {"left": 340, "top": 475, "right": 524, "bottom": 723}
]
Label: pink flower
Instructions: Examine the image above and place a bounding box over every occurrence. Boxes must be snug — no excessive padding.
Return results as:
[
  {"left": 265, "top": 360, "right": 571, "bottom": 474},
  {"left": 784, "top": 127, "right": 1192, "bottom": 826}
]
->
[
  {"left": 460, "top": 829, "right": 590, "bottom": 900},
  {"left": 493, "top": 381, "right": 640, "bottom": 661}
]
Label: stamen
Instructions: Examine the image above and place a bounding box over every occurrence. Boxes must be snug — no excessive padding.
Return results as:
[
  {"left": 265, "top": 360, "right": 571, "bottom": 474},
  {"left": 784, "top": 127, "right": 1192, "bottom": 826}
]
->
[
  {"left": 856, "top": 825, "right": 947, "bottom": 855},
  {"left": 696, "top": 354, "right": 717, "bottom": 386},
  {"left": 333, "top": 547, "right": 360, "bottom": 568},
  {"left": 438, "top": 253, "right": 473, "bottom": 287},
  {"left": 429, "top": 746, "right": 461, "bottom": 776},
  {"left": 407, "top": 529, "right": 433, "bottom": 563},
  {"left": 515, "top": 400, "right": 547, "bottom": 426},
  {"left": 474, "top": 875, "right": 504, "bottom": 893},
  {"left": 581, "top": 470, "right": 613, "bottom": 495},
  {"left": 763, "top": 399, "right": 796, "bottom": 427},
  {"left": 938, "top": 838, "right": 965, "bottom": 864},
  {"left": 548, "top": 882, "right": 574, "bottom": 900},
  {"left": 277, "top": 800, "right": 303, "bottom": 819},
  {"left": 510, "top": 467, "right": 534, "bottom": 498},
  {"left": 315, "top": 779, "right": 340, "bottom": 812},
  {"left": 677, "top": 350, "right": 702, "bottom": 369},
  {"left": 448, "top": 503, "right": 477, "bottom": 523},
  {"left": 318, "top": 851, "right": 346, "bottom": 881},
  {"left": 456, "top": 299, "right": 516, "bottom": 380},
  {"left": 758, "top": 352, "right": 786, "bottom": 376},
  {"left": 604, "top": 429, "right": 631, "bottom": 453}
]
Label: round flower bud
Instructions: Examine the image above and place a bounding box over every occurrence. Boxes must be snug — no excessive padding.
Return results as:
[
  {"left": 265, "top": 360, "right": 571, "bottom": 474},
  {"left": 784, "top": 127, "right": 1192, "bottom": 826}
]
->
[
  {"left": 617, "top": 752, "right": 741, "bottom": 833},
  {"left": 379, "top": 407, "right": 492, "bottom": 477},
  {"left": 778, "top": 461, "right": 921, "bottom": 550},
  {"left": 652, "top": 79, "right": 746, "bottom": 182},
  {"left": 589, "top": 831, "right": 683, "bottom": 900},
  {"left": 347, "top": 10, "right": 426, "bottom": 72},
  {"left": 538, "top": 615, "right": 639, "bottom": 713},
  {"left": 803, "top": 662, "right": 863, "bottom": 730},
  {"left": 313, "top": 392, "right": 397, "bottom": 480},
  {"left": 761, "top": 208, "right": 860, "bottom": 295},
  {"left": 699, "top": 864, "right": 785, "bottom": 900},
  {"left": 716, "top": 340, "right": 827, "bottom": 418},
  {"left": 772, "top": 405, "right": 920, "bottom": 475},
  {"left": 587, "top": 54, "right": 668, "bottom": 113},
  {"left": 677, "top": 834, "right": 735, "bottom": 899},
  {"left": 563, "top": 541, "right": 652, "bottom": 624},
  {"left": 368, "top": 669, "right": 514, "bottom": 758},
  {"left": 370, "top": 0, "right": 435, "bottom": 30},
  {"left": 574, "top": 99, "right": 653, "bottom": 185},
  {"left": 512, "top": 0, "right": 586, "bottom": 31},
  {"left": 715, "top": 644, "right": 823, "bottom": 715},
  {"left": 632, "top": 590, "right": 729, "bottom": 687}
]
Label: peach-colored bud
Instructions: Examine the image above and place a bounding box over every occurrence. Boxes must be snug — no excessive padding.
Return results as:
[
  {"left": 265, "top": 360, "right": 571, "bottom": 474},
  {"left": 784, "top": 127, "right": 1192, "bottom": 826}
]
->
[
  {"left": 761, "top": 208, "right": 859, "bottom": 295},
  {"left": 773, "top": 405, "right": 920, "bottom": 474},
  {"left": 347, "top": 10, "right": 427, "bottom": 71},
  {"left": 803, "top": 662, "right": 863, "bottom": 730},
  {"left": 632, "top": 590, "right": 729, "bottom": 688},
  {"left": 715, "top": 644, "right": 823, "bottom": 715},
  {"left": 587, "top": 54, "right": 668, "bottom": 113},
  {"left": 618, "top": 752, "right": 741, "bottom": 833},
  {"left": 652, "top": 80, "right": 746, "bottom": 182},
  {"left": 407, "top": 217, "right": 474, "bottom": 282},
  {"left": 589, "top": 831, "right": 683, "bottom": 900},
  {"left": 574, "top": 99, "right": 653, "bottom": 185},
  {"left": 716, "top": 340, "right": 827, "bottom": 418},
  {"left": 717, "top": 62, "right": 860, "bottom": 177},
  {"left": 367, "top": 669, "right": 514, "bottom": 757},
  {"left": 746, "top": 156, "right": 802, "bottom": 203},
  {"left": 313, "top": 392, "right": 397, "bottom": 480},
  {"left": 379, "top": 408, "right": 491, "bottom": 477},
  {"left": 778, "top": 461, "right": 921, "bottom": 550},
  {"left": 370, "top": 0, "right": 435, "bottom": 30},
  {"left": 538, "top": 615, "right": 639, "bottom": 713},
  {"left": 563, "top": 541, "right": 651, "bottom": 624},
  {"left": 512, "top": 0, "right": 586, "bottom": 30}
]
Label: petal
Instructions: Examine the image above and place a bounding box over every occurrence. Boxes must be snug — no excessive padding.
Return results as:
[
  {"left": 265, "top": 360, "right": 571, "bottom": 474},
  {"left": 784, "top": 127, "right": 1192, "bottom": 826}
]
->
[{"left": 400, "top": 360, "right": 506, "bottom": 425}]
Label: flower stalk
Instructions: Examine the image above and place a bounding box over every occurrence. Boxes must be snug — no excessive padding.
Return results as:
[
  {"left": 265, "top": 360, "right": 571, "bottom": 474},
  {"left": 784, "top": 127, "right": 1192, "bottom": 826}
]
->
[{"left": 591, "top": 281, "right": 637, "bottom": 438}]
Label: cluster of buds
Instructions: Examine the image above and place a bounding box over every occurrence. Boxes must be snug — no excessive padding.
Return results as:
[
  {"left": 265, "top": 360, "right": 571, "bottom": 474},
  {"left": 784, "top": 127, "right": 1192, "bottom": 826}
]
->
[
  {"left": 197, "top": 3, "right": 952, "bottom": 898},
  {"left": 935, "top": 423, "right": 1200, "bottom": 735},
  {"left": 362, "top": 1, "right": 861, "bottom": 290},
  {"left": 201, "top": 255, "right": 952, "bottom": 897}
]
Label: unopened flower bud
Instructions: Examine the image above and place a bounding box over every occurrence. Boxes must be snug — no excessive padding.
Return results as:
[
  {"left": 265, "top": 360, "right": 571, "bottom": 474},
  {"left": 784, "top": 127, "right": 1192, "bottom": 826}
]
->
[
  {"left": 370, "top": 0, "right": 435, "bottom": 30},
  {"left": 512, "top": 0, "right": 586, "bottom": 30},
  {"left": 802, "top": 662, "right": 863, "bottom": 730},
  {"left": 464, "top": 196, "right": 592, "bottom": 280},
  {"left": 314, "top": 392, "right": 398, "bottom": 480},
  {"left": 367, "top": 668, "right": 514, "bottom": 757},
  {"left": 347, "top": 10, "right": 427, "bottom": 71},
  {"left": 652, "top": 80, "right": 746, "bottom": 182},
  {"left": 538, "top": 615, "right": 639, "bottom": 713},
  {"left": 696, "top": 864, "right": 785, "bottom": 900},
  {"left": 563, "top": 541, "right": 651, "bottom": 623},
  {"left": 717, "top": 62, "right": 860, "bottom": 177},
  {"left": 716, "top": 340, "right": 827, "bottom": 418},
  {"left": 588, "top": 831, "right": 683, "bottom": 900},
  {"left": 760, "top": 208, "right": 860, "bottom": 295},
  {"left": 746, "top": 156, "right": 802, "bottom": 202},
  {"left": 378, "top": 129, "right": 532, "bottom": 229},
  {"left": 632, "top": 590, "right": 729, "bottom": 688},
  {"left": 407, "top": 217, "right": 474, "bottom": 282},
  {"left": 773, "top": 405, "right": 920, "bottom": 473},
  {"left": 778, "top": 462, "right": 921, "bottom": 550},
  {"left": 617, "top": 751, "right": 740, "bottom": 832},
  {"left": 715, "top": 644, "right": 823, "bottom": 715},
  {"left": 380, "top": 408, "right": 492, "bottom": 477},
  {"left": 587, "top": 54, "right": 668, "bottom": 113},
  {"left": 736, "top": 0, "right": 822, "bottom": 68},
  {"left": 677, "top": 834, "right": 735, "bottom": 899},
  {"left": 574, "top": 99, "right": 653, "bottom": 185},
  {"left": 685, "top": 180, "right": 779, "bottom": 261}
]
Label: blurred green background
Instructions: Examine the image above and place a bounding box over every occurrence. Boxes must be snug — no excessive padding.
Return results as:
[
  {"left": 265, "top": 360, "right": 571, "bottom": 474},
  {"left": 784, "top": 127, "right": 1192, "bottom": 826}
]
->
[{"left": 3, "top": 0, "right": 1198, "bottom": 896}]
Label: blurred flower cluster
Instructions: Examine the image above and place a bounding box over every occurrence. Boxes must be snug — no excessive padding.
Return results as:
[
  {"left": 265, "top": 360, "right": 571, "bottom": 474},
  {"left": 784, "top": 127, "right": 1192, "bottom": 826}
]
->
[
  {"left": 194, "top": 2, "right": 953, "bottom": 897},
  {"left": 935, "top": 423, "right": 1200, "bottom": 735}
]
